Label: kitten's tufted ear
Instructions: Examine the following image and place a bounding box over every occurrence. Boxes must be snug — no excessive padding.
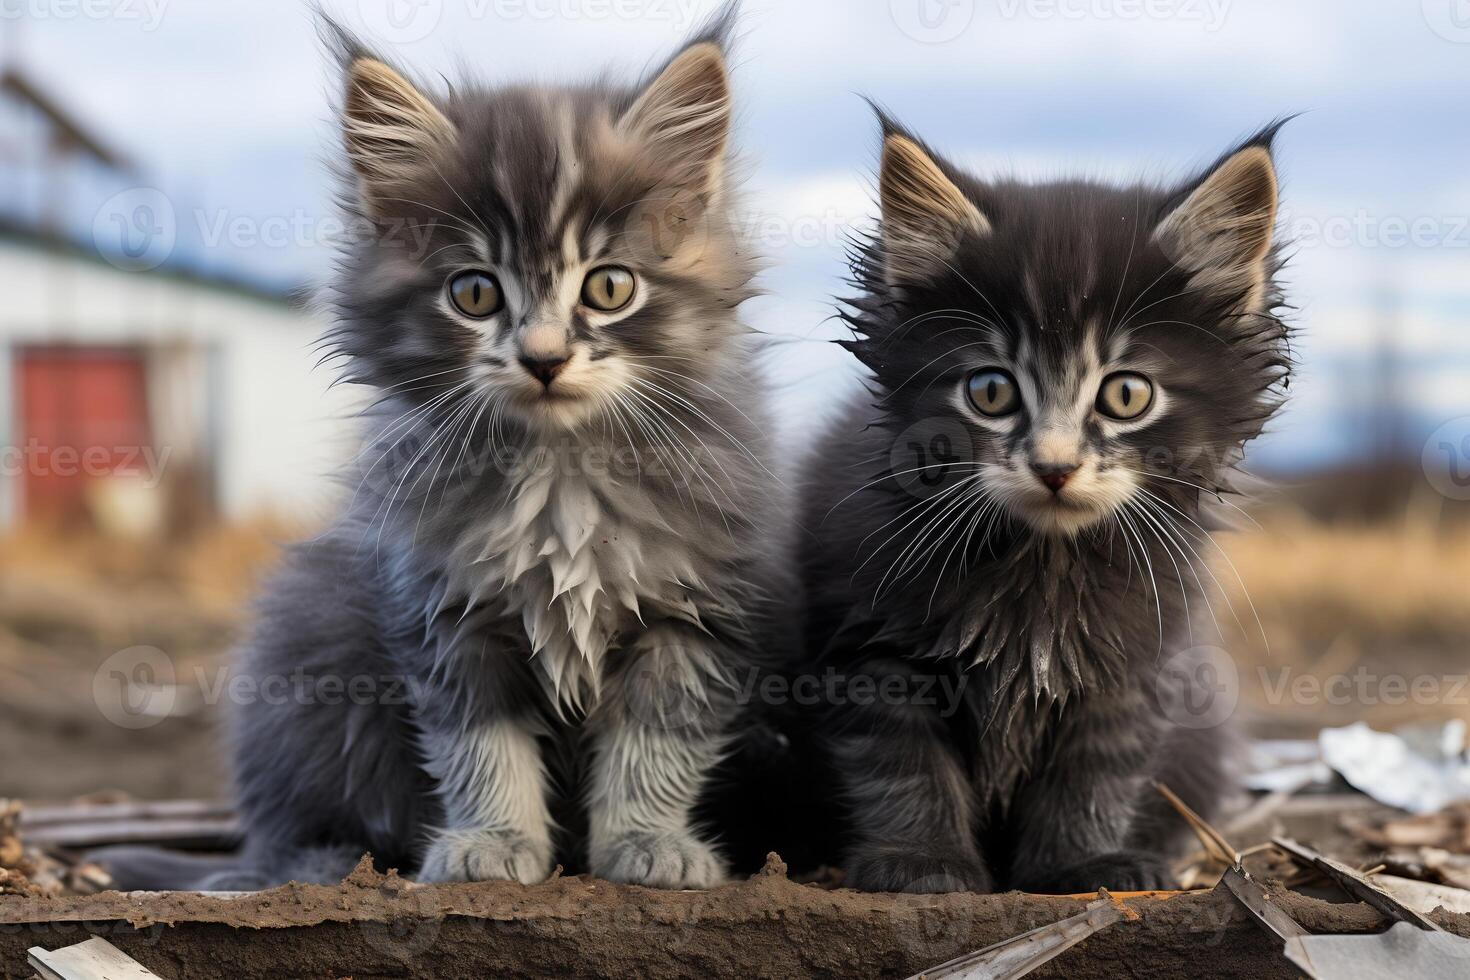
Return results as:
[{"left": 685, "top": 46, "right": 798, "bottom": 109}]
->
[
  {"left": 879, "top": 132, "right": 989, "bottom": 288},
  {"left": 619, "top": 41, "right": 731, "bottom": 196},
  {"left": 1154, "top": 142, "right": 1279, "bottom": 308},
  {"left": 341, "top": 57, "right": 456, "bottom": 217}
]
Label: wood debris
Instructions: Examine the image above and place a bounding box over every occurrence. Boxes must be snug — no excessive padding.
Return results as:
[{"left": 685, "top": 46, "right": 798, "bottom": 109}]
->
[
  {"left": 19, "top": 798, "right": 237, "bottom": 850},
  {"left": 29, "top": 937, "right": 164, "bottom": 980},
  {"left": 1275, "top": 837, "right": 1443, "bottom": 932},
  {"left": 1345, "top": 800, "right": 1470, "bottom": 853},
  {"left": 0, "top": 800, "right": 112, "bottom": 896}
]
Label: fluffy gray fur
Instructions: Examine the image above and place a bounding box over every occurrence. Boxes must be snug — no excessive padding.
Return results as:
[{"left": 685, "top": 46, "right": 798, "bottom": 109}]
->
[
  {"left": 800, "top": 113, "right": 1291, "bottom": 893},
  {"left": 188, "top": 9, "right": 791, "bottom": 890}
]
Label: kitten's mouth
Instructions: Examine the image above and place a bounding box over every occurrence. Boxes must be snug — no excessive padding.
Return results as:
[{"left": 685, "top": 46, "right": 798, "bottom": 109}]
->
[
  {"left": 1010, "top": 488, "right": 1114, "bottom": 537},
  {"left": 511, "top": 372, "right": 586, "bottom": 405},
  {"left": 530, "top": 386, "right": 581, "bottom": 402},
  {"left": 1042, "top": 492, "right": 1091, "bottom": 511},
  {"left": 507, "top": 380, "right": 599, "bottom": 431}
]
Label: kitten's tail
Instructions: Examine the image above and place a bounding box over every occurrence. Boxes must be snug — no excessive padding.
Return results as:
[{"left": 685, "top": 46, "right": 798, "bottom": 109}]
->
[
  {"left": 87, "top": 845, "right": 255, "bottom": 891},
  {"left": 89, "top": 843, "right": 368, "bottom": 891}
]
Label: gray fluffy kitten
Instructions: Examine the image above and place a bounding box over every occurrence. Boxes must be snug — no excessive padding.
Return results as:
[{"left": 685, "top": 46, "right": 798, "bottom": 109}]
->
[
  {"left": 800, "top": 114, "right": 1289, "bottom": 894},
  {"left": 126, "top": 13, "right": 787, "bottom": 890}
]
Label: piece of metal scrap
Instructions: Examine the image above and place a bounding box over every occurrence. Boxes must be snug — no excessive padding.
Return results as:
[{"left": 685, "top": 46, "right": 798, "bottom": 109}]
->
[{"left": 905, "top": 894, "right": 1135, "bottom": 980}]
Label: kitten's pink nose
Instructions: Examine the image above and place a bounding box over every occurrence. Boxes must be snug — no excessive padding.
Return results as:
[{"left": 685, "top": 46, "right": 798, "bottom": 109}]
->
[
  {"left": 1030, "top": 462, "right": 1077, "bottom": 494},
  {"left": 519, "top": 355, "right": 568, "bottom": 388}
]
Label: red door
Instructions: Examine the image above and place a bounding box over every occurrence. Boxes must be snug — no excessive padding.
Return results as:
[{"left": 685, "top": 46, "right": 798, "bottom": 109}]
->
[{"left": 17, "top": 347, "right": 151, "bottom": 522}]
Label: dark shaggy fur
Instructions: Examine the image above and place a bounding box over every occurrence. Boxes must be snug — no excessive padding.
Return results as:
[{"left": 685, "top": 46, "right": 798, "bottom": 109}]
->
[{"left": 800, "top": 114, "right": 1291, "bottom": 893}]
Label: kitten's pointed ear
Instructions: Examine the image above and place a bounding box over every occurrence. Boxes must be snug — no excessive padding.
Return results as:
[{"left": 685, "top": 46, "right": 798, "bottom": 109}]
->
[
  {"left": 341, "top": 57, "right": 456, "bottom": 216},
  {"left": 619, "top": 42, "right": 731, "bottom": 195},
  {"left": 879, "top": 132, "right": 989, "bottom": 288},
  {"left": 1154, "top": 143, "right": 1279, "bottom": 306}
]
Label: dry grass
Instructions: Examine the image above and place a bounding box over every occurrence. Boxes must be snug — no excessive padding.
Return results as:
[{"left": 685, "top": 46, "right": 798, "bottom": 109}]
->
[
  {"left": 0, "top": 518, "right": 298, "bottom": 800},
  {"left": 0, "top": 517, "right": 296, "bottom": 617},
  {"left": 1, "top": 508, "right": 1466, "bottom": 795},
  {"left": 1222, "top": 512, "right": 1470, "bottom": 648},
  {"left": 1217, "top": 507, "right": 1470, "bottom": 734}
]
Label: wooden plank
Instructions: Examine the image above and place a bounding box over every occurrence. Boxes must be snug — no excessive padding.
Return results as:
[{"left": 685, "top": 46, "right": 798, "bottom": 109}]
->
[
  {"left": 19, "top": 800, "right": 233, "bottom": 828},
  {"left": 21, "top": 817, "right": 238, "bottom": 849},
  {"left": 28, "top": 937, "right": 164, "bottom": 980}
]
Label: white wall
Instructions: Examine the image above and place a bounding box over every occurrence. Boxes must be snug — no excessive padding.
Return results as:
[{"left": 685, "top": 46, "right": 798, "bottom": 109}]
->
[{"left": 0, "top": 239, "right": 359, "bottom": 524}]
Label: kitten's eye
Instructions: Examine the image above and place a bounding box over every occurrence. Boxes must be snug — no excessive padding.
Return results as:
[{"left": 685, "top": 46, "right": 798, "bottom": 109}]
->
[
  {"left": 448, "top": 271, "right": 503, "bottom": 318},
  {"left": 581, "top": 266, "right": 636, "bottom": 312},
  {"left": 1096, "top": 372, "right": 1154, "bottom": 420},
  {"left": 966, "top": 369, "right": 1021, "bottom": 417}
]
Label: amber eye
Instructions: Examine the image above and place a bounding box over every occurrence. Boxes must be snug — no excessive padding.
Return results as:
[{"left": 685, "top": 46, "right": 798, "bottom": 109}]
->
[
  {"left": 447, "top": 271, "right": 503, "bottom": 318},
  {"left": 581, "top": 266, "right": 636, "bottom": 312},
  {"left": 966, "top": 369, "right": 1021, "bottom": 417},
  {"left": 1096, "top": 372, "right": 1155, "bottom": 420}
]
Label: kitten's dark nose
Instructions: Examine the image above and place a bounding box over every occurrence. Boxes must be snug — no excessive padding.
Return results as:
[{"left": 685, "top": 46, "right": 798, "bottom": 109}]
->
[
  {"left": 519, "top": 355, "right": 568, "bottom": 387},
  {"left": 1030, "top": 462, "right": 1077, "bottom": 493}
]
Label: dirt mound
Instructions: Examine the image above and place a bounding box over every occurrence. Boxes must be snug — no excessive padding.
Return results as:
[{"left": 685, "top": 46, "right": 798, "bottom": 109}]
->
[{"left": 5, "top": 854, "right": 1465, "bottom": 979}]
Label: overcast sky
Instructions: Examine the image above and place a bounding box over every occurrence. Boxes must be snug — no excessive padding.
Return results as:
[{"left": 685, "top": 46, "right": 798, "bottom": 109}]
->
[{"left": 6, "top": 0, "right": 1470, "bottom": 469}]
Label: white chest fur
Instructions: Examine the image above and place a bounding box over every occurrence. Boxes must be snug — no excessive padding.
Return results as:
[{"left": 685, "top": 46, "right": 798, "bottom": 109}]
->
[{"left": 445, "top": 463, "right": 703, "bottom": 710}]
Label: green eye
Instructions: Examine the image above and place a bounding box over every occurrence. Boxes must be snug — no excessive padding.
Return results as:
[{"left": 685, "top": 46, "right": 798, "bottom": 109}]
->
[
  {"left": 581, "top": 266, "right": 636, "bottom": 312},
  {"left": 966, "top": 369, "right": 1021, "bottom": 417},
  {"left": 448, "top": 271, "right": 503, "bottom": 318},
  {"left": 1096, "top": 372, "right": 1154, "bottom": 420}
]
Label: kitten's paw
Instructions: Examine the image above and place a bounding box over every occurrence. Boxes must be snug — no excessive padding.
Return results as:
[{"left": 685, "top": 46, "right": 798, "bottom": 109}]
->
[
  {"left": 591, "top": 831, "right": 726, "bottom": 889},
  {"left": 418, "top": 829, "right": 552, "bottom": 885},
  {"left": 1022, "top": 850, "right": 1176, "bottom": 893},
  {"left": 846, "top": 847, "right": 994, "bottom": 894}
]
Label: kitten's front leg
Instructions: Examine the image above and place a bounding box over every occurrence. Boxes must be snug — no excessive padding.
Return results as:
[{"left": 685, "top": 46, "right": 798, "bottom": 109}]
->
[
  {"left": 587, "top": 628, "right": 732, "bottom": 889},
  {"left": 412, "top": 657, "right": 555, "bottom": 884},
  {"left": 833, "top": 662, "right": 993, "bottom": 894},
  {"left": 1007, "top": 690, "right": 1173, "bottom": 893}
]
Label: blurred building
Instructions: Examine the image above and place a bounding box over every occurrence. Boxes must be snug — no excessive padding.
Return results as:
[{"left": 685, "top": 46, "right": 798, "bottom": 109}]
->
[{"left": 0, "top": 66, "right": 354, "bottom": 533}]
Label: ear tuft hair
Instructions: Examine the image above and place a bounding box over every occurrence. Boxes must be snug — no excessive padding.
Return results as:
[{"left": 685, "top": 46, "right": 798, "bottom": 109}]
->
[
  {"left": 1154, "top": 135, "right": 1282, "bottom": 310},
  {"left": 619, "top": 41, "right": 731, "bottom": 196},
  {"left": 878, "top": 131, "right": 989, "bottom": 287},
  {"left": 340, "top": 56, "right": 456, "bottom": 217}
]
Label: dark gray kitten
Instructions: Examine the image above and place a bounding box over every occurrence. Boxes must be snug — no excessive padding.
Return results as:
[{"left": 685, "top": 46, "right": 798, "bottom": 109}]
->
[
  {"left": 102, "top": 13, "right": 791, "bottom": 891},
  {"left": 801, "top": 115, "right": 1289, "bottom": 894}
]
